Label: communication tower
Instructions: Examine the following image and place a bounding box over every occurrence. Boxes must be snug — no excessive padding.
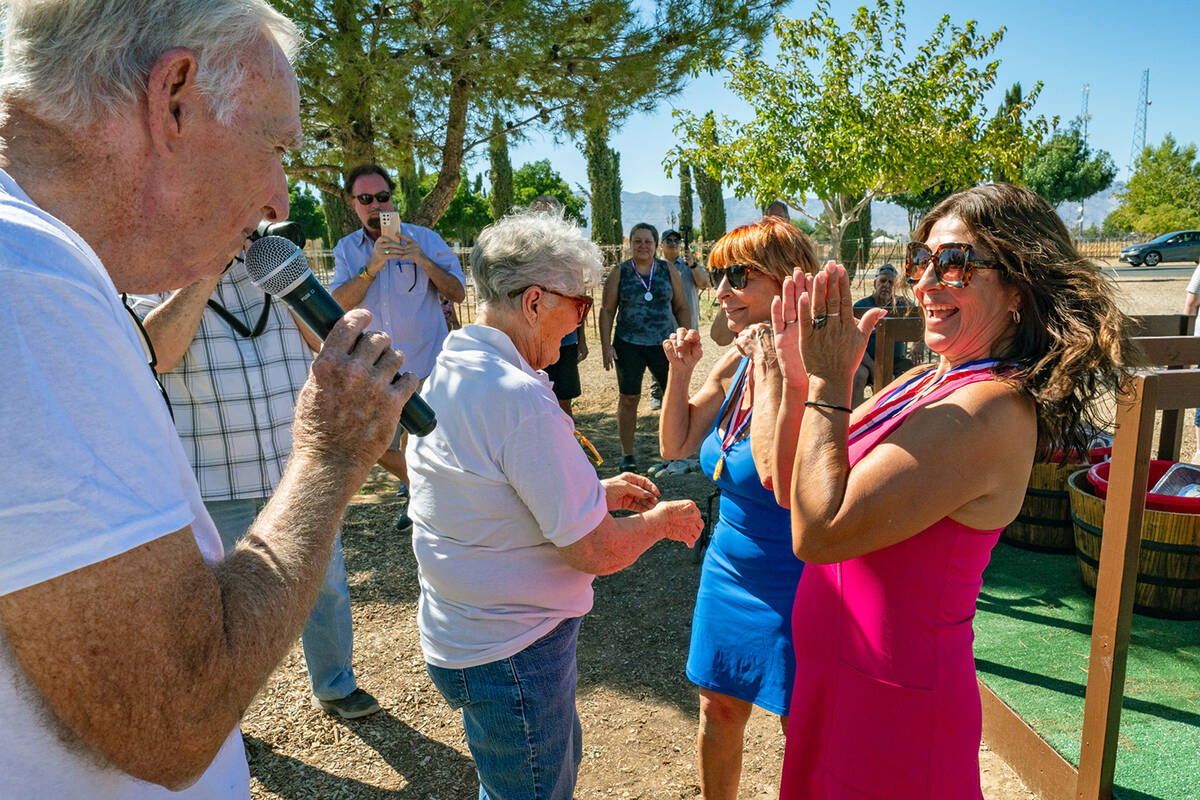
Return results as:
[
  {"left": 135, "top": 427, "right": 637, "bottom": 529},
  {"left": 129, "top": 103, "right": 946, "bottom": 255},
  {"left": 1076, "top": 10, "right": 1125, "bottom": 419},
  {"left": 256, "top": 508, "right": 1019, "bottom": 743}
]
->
[
  {"left": 1129, "top": 69, "right": 1150, "bottom": 171},
  {"left": 1077, "top": 84, "right": 1092, "bottom": 234}
]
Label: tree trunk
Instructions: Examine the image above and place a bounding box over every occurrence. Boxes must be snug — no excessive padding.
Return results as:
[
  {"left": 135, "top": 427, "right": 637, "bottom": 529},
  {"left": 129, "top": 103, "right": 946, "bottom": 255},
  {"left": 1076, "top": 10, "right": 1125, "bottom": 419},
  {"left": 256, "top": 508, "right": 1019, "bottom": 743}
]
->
[
  {"left": 839, "top": 193, "right": 871, "bottom": 278},
  {"left": 411, "top": 70, "right": 471, "bottom": 228}
]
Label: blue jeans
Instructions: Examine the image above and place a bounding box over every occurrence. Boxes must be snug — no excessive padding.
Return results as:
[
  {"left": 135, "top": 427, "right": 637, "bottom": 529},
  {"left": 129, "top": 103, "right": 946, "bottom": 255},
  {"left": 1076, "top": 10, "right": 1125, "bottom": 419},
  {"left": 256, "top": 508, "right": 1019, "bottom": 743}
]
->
[
  {"left": 426, "top": 617, "right": 584, "bottom": 800},
  {"left": 205, "top": 498, "right": 358, "bottom": 701}
]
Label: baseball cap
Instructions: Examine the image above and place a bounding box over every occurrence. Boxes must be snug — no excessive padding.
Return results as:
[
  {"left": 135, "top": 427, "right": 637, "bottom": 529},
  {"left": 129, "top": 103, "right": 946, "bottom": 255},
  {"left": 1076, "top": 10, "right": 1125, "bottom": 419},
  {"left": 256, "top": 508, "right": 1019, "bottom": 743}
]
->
[
  {"left": 877, "top": 263, "right": 898, "bottom": 276},
  {"left": 662, "top": 229, "right": 681, "bottom": 242}
]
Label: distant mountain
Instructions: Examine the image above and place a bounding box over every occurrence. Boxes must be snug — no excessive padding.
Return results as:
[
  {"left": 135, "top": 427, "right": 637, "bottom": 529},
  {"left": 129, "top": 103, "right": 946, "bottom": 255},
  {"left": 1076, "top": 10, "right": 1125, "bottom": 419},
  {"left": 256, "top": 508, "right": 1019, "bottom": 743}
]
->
[{"left": 580, "top": 183, "right": 1124, "bottom": 239}]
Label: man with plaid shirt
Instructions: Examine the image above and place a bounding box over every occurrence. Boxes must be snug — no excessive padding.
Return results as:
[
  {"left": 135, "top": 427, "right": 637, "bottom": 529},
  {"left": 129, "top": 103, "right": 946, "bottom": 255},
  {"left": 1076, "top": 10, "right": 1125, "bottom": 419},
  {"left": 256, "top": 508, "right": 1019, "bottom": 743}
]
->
[{"left": 133, "top": 261, "right": 381, "bottom": 720}]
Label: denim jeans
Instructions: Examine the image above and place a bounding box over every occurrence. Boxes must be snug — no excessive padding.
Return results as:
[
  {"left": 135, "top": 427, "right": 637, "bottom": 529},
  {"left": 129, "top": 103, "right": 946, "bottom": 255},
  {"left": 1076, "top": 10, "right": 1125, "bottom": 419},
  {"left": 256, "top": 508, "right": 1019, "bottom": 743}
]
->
[
  {"left": 426, "top": 617, "right": 584, "bottom": 800},
  {"left": 205, "top": 498, "right": 358, "bottom": 701}
]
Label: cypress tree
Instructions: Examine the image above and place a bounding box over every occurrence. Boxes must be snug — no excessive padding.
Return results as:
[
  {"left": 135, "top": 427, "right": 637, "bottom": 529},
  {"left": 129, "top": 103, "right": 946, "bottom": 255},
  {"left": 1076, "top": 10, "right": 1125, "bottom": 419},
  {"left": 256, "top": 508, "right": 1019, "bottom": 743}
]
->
[
  {"left": 679, "top": 164, "right": 694, "bottom": 237},
  {"left": 488, "top": 115, "right": 514, "bottom": 220}
]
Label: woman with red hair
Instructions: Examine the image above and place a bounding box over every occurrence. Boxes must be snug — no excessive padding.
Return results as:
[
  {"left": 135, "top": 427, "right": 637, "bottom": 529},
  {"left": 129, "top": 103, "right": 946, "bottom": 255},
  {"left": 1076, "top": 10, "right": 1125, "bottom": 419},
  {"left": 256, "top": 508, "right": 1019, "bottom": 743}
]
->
[{"left": 660, "top": 217, "right": 819, "bottom": 799}]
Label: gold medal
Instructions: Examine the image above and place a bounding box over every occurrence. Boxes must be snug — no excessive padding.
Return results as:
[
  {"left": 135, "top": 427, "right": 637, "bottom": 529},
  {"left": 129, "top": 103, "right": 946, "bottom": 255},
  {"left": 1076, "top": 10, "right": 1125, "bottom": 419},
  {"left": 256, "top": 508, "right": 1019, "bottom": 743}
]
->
[{"left": 712, "top": 454, "right": 725, "bottom": 481}]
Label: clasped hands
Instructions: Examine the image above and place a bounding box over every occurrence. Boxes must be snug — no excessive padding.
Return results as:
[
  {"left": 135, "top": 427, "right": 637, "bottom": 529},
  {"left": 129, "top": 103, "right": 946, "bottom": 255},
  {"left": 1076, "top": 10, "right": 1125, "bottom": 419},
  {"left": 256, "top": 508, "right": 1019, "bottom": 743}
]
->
[
  {"left": 769, "top": 261, "right": 887, "bottom": 390},
  {"left": 367, "top": 234, "right": 427, "bottom": 277}
]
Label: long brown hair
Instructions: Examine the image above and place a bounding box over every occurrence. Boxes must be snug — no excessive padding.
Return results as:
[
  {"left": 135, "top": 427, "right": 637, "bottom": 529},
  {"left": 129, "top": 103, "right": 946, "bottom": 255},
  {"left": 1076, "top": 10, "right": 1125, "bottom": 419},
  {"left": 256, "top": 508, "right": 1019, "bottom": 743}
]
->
[{"left": 916, "top": 183, "right": 1134, "bottom": 455}]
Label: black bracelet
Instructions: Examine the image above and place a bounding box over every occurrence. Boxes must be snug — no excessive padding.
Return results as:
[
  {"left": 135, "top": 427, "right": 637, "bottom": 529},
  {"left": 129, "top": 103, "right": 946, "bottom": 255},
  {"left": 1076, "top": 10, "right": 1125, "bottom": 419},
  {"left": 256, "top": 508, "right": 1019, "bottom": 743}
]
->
[{"left": 804, "top": 400, "right": 852, "bottom": 414}]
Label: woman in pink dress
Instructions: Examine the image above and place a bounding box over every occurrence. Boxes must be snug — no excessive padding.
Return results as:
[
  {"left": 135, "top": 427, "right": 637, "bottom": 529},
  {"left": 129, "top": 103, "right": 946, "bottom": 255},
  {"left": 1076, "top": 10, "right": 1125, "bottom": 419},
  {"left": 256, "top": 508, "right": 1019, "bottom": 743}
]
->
[{"left": 768, "top": 184, "right": 1132, "bottom": 799}]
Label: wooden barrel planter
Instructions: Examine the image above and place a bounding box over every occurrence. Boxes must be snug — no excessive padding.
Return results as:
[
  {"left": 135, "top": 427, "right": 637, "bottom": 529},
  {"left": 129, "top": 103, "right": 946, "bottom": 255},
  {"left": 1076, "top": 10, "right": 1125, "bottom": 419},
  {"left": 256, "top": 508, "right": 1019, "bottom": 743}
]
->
[
  {"left": 1067, "top": 468, "right": 1200, "bottom": 619},
  {"left": 1001, "top": 459, "right": 1087, "bottom": 552}
]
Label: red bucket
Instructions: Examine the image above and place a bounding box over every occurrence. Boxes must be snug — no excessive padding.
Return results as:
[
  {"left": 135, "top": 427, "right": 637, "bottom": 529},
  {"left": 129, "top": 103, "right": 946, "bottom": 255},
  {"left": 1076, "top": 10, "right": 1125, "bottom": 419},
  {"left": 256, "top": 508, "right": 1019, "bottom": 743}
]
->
[{"left": 1086, "top": 460, "right": 1200, "bottom": 514}]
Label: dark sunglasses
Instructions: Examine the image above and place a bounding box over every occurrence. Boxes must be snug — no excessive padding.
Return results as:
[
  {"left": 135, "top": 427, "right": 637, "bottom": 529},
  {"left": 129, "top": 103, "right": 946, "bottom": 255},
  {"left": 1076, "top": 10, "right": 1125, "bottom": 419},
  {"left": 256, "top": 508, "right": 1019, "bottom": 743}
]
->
[
  {"left": 904, "top": 242, "right": 997, "bottom": 288},
  {"left": 509, "top": 285, "right": 594, "bottom": 324},
  {"left": 663, "top": 237, "right": 682, "bottom": 245},
  {"left": 709, "top": 263, "right": 762, "bottom": 290},
  {"left": 354, "top": 191, "right": 392, "bottom": 205}
]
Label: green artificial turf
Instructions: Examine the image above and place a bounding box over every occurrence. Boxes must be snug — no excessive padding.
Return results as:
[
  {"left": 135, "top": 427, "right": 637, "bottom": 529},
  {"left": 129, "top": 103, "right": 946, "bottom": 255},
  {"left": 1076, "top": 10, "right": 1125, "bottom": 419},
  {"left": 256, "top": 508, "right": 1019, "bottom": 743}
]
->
[{"left": 975, "top": 541, "right": 1200, "bottom": 800}]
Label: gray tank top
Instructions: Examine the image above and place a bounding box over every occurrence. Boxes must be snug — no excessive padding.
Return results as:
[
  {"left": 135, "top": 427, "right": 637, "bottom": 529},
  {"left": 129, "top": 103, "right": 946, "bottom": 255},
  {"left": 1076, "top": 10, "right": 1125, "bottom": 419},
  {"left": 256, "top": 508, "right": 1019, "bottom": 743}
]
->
[{"left": 614, "top": 259, "right": 679, "bottom": 346}]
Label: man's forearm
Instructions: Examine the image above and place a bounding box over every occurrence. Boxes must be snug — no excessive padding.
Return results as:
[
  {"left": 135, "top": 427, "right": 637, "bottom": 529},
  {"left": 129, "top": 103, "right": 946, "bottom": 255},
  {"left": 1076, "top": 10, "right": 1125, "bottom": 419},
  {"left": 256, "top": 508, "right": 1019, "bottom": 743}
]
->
[
  {"left": 420, "top": 258, "right": 466, "bottom": 303},
  {"left": 140, "top": 274, "right": 221, "bottom": 372},
  {"left": 330, "top": 269, "right": 373, "bottom": 310}
]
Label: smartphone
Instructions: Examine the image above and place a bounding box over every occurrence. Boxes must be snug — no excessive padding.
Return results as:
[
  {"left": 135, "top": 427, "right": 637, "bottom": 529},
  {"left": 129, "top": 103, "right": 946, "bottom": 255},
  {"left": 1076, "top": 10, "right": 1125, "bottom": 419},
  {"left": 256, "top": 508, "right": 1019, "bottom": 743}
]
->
[{"left": 379, "top": 211, "right": 401, "bottom": 239}]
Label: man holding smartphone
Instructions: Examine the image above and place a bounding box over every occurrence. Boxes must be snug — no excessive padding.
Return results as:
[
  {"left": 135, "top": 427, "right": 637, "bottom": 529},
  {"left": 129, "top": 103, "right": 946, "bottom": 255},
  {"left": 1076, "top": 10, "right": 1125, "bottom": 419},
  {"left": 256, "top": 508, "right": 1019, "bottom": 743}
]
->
[{"left": 331, "top": 163, "right": 466, "bottom": 532}]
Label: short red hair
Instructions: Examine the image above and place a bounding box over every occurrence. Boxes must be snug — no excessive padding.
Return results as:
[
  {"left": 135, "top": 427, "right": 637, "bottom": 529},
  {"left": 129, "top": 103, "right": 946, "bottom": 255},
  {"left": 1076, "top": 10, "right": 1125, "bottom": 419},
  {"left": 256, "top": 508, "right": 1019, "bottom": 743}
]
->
[{"left": 707, "top": 217, "right": 819, "bottom": 284}]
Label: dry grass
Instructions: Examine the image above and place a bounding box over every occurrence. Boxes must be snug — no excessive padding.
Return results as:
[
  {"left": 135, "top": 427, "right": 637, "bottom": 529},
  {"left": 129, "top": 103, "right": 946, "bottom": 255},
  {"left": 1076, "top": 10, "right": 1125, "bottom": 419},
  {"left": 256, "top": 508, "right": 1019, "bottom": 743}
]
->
[{"left": 238, "top": 270, "right": 1192, "bottom": 799}]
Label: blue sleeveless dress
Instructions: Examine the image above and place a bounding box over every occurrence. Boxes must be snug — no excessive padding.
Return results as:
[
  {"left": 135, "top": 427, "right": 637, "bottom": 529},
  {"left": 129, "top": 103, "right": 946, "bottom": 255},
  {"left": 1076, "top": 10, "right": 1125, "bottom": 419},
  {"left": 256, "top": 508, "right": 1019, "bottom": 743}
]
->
[{"left": 687, "top": 358, "right": 805, "bottom": 715}]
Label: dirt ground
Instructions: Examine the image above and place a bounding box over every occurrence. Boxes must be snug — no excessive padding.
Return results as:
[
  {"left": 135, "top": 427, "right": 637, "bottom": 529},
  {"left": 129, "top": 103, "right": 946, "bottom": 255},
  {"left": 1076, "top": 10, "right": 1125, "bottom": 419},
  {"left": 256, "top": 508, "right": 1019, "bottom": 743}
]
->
[{"left": 237, "top": 268, "right": 1193, "bottom": 799}]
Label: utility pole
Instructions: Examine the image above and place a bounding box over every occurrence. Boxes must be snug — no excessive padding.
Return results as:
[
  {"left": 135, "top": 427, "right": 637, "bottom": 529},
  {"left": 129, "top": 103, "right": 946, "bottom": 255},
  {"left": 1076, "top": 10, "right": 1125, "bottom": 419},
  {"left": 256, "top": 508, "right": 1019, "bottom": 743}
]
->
[
  {"left": 1129, "top": 69, "right": 1150, "bottom": 173},
  {"left": 1078, "top": 84, "right": 1091, "bottom": 235}
]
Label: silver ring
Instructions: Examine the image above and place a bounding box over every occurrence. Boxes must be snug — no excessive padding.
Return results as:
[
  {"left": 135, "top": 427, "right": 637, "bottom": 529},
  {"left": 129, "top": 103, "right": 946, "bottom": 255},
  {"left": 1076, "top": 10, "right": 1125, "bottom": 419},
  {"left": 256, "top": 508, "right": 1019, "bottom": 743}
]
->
[
  {"left": 812, "top": 314, "right": 828, "bottom": 330},
  {"left": 827, "top": 312, "right": 841, "bottom": 317}
]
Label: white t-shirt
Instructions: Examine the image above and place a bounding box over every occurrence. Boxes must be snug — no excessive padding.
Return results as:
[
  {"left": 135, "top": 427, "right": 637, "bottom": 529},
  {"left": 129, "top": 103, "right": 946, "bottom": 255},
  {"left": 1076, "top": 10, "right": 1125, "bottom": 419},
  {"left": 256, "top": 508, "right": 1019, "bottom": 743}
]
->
[
  {"left": 0, "top": 169, "right": 249, "bottom": 798},
  {"left": 1188, "top": 264, "right": 1200, "bottom": 336},
  {"left": 408, "top": 325, "right": 609, "bottom": 669}
]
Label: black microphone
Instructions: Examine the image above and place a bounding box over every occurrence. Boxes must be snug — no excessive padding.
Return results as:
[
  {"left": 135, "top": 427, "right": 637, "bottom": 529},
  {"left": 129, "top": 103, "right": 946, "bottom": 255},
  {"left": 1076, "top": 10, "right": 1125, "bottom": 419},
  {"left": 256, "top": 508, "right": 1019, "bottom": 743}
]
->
[{"left": 244, "top": 235, "right": 437, "bottom": 437}]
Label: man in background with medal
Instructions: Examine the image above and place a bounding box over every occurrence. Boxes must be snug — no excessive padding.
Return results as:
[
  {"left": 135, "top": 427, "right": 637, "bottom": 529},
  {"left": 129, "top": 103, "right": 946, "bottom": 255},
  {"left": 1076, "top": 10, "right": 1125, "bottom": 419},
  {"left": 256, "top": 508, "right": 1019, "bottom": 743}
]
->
[{"left": 132, "top": 229, "right": 382, "bottom": 720}]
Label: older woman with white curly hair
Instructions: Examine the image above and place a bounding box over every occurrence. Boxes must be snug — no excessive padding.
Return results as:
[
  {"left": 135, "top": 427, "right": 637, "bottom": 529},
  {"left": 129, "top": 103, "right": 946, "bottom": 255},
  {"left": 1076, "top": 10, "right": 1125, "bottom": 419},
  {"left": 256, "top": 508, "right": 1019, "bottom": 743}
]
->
[{"left": 406, "top": 209, "right": 703, "bottom": 800}]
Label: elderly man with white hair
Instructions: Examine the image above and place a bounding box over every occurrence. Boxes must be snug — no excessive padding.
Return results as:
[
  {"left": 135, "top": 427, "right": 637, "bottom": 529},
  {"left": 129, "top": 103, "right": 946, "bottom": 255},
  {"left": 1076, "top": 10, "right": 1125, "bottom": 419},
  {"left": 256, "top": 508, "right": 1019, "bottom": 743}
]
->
[
  {"left": 0, "top": 1, "right": 415, "bottom": 796},
  {"left": 408, "top": 210, "right": 703, "bottom": 800}
]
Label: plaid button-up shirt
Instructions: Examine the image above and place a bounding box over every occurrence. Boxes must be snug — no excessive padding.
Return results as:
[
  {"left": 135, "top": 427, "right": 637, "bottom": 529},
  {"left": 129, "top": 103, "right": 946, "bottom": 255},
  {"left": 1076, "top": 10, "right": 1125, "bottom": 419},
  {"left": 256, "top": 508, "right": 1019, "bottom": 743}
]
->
[{"left": 131, "top": 263, "right": 313, "bottom": 501}]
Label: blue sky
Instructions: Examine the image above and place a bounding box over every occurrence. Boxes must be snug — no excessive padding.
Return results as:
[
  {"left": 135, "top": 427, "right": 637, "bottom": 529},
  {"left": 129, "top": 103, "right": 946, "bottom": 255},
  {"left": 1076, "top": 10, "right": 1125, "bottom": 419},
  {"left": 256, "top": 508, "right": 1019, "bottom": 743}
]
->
[{"left": 506, "top": 0, "right": 1200, "bottom": 198}]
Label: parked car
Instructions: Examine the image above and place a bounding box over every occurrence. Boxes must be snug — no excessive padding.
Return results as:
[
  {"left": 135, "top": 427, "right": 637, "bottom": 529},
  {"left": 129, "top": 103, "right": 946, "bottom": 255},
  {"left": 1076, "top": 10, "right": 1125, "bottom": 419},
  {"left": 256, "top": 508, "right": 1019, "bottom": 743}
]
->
[{"left": 1119, "top": 231, "right": 1200, "bottom": 267}]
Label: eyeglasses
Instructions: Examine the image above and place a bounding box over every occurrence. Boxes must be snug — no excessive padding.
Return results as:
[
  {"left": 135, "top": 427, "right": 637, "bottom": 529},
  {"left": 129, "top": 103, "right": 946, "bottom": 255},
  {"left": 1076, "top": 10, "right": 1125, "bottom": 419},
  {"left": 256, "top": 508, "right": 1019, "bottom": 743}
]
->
[
  {"left": 353, "top": 191, "right": 392, "bottom": 205},
  {"left": 709, "top": 263, "right": 762, "bottom": 290},
  {"left": 904, "top": 242, "right": 997, "bottom": 288},
  {"left": 508, "top": 285, "right": 594, "bottom": 324}
]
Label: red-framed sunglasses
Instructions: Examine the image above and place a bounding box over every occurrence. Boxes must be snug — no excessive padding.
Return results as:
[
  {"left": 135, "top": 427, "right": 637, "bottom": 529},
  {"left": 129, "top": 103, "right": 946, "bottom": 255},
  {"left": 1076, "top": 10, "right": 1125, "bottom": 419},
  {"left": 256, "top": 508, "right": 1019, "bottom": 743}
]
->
[
  {"left": 509, "top": 285, "right": 594, "bottom": 324},
  {"left": 905, "top": 242, "right": 997, "bottom": 288}
]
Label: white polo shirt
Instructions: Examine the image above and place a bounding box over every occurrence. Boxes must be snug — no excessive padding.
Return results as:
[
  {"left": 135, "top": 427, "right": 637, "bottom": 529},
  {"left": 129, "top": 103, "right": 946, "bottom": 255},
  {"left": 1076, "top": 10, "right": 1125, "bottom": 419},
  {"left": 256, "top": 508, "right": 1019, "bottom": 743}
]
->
[
  {"left": 0, "top": 169, "right": 248, "bottom": 797},
  {"left": 407, "top": 325, "right": 609, "bottom": 669}
]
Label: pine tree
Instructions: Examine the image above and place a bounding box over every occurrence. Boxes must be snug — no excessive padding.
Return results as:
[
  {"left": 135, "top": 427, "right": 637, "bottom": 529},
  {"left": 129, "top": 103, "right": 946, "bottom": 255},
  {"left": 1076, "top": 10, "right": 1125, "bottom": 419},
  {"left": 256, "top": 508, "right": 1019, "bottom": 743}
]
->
[
  {"left": 585, "top": 125, "right": 621, "bottom": 246},
  {"left": 695, "top": 164, "right": 726, "bottom": 241}
]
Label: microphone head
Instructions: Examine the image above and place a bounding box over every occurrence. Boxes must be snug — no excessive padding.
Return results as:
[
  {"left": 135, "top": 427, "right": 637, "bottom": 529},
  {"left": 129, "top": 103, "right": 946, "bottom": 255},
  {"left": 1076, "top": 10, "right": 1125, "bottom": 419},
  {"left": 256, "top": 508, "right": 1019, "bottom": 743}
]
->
[{"left": 244, "top": 235, "right": 312, "bottom": 297}]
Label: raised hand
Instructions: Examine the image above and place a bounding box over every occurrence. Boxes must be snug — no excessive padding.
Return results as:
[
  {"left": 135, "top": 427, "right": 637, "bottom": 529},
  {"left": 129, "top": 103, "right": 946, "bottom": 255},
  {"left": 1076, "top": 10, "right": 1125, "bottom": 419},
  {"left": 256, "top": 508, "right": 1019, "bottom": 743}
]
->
[
  {"left": 735, "top": 322, "right": 777, "bottom": 368},
  {"left": 770, "top": 269, "right": 815, "bottom": 389},
  {"left": 796, "top": 261, "right": 886, "bottom": 396},
  {"left": 602, "top": 472, "right": 661, "bottom": 512},
  {"left": 662, "top": 327, "right": 703, "bottom": 372}
]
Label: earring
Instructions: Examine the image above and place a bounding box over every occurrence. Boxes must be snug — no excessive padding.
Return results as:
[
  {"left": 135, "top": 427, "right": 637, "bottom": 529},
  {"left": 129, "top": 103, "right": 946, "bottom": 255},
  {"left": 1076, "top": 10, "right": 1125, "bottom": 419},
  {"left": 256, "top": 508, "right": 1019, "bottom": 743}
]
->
[{"left": 1011, "top": 310, "right": 1021, "bottom": 324}]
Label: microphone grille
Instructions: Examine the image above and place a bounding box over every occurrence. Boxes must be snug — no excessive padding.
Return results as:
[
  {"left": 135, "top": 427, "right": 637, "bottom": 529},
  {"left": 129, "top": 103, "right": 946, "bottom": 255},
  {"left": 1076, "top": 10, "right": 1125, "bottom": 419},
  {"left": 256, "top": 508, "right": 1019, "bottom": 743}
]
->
[{"left": 244, "top": 235, "right": 312, "bottom": 296}]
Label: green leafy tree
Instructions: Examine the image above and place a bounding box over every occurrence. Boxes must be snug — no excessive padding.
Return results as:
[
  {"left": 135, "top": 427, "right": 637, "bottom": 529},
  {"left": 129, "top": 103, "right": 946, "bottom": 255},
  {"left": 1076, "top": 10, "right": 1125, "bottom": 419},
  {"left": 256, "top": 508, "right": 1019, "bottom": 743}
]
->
[
  {"left": 488, "top": 116, "right": 515, "bottom": 220},
  {"left": 584, "top": 125, "right": 622, "bottom": 246},
  {"left": 287, "top": 182, "right": 329, "bottom": 245},
  {"left": 887, "top": 181, "right": 958, "bottom": 234},
  {"left": 839, "top": 195, "right": 870, "bottom": 273},
  {"left": 277, "top": 0, "right": 785, "bottom": 241},
  {"left": 679, "top": 164, "right": 695, "bottom": 237},
  {"left": 421, "top": 171, "right": 492, "bottom": 245},
  {"left": 1104, "top": 134, "right": 1200, "bottom": 236},
  {"left": 989, "top": 83, "right": 1025, "bottom": 184},
  {"left": 1023, "top": 121, "right": 1116, "bottom": 208},
  {"left": 512, "top": 159, "right": 587, "bottom": 224},
  {"left": 671, "top": 0, "right": 1048, "bottom": 263}
]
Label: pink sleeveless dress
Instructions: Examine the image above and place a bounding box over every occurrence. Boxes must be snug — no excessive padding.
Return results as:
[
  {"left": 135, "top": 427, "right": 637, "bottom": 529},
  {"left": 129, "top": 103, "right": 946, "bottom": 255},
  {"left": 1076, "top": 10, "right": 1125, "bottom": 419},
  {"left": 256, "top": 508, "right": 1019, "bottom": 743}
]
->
[{"left": 780, "top": 365, "right": 1007, "bottom": 800}]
